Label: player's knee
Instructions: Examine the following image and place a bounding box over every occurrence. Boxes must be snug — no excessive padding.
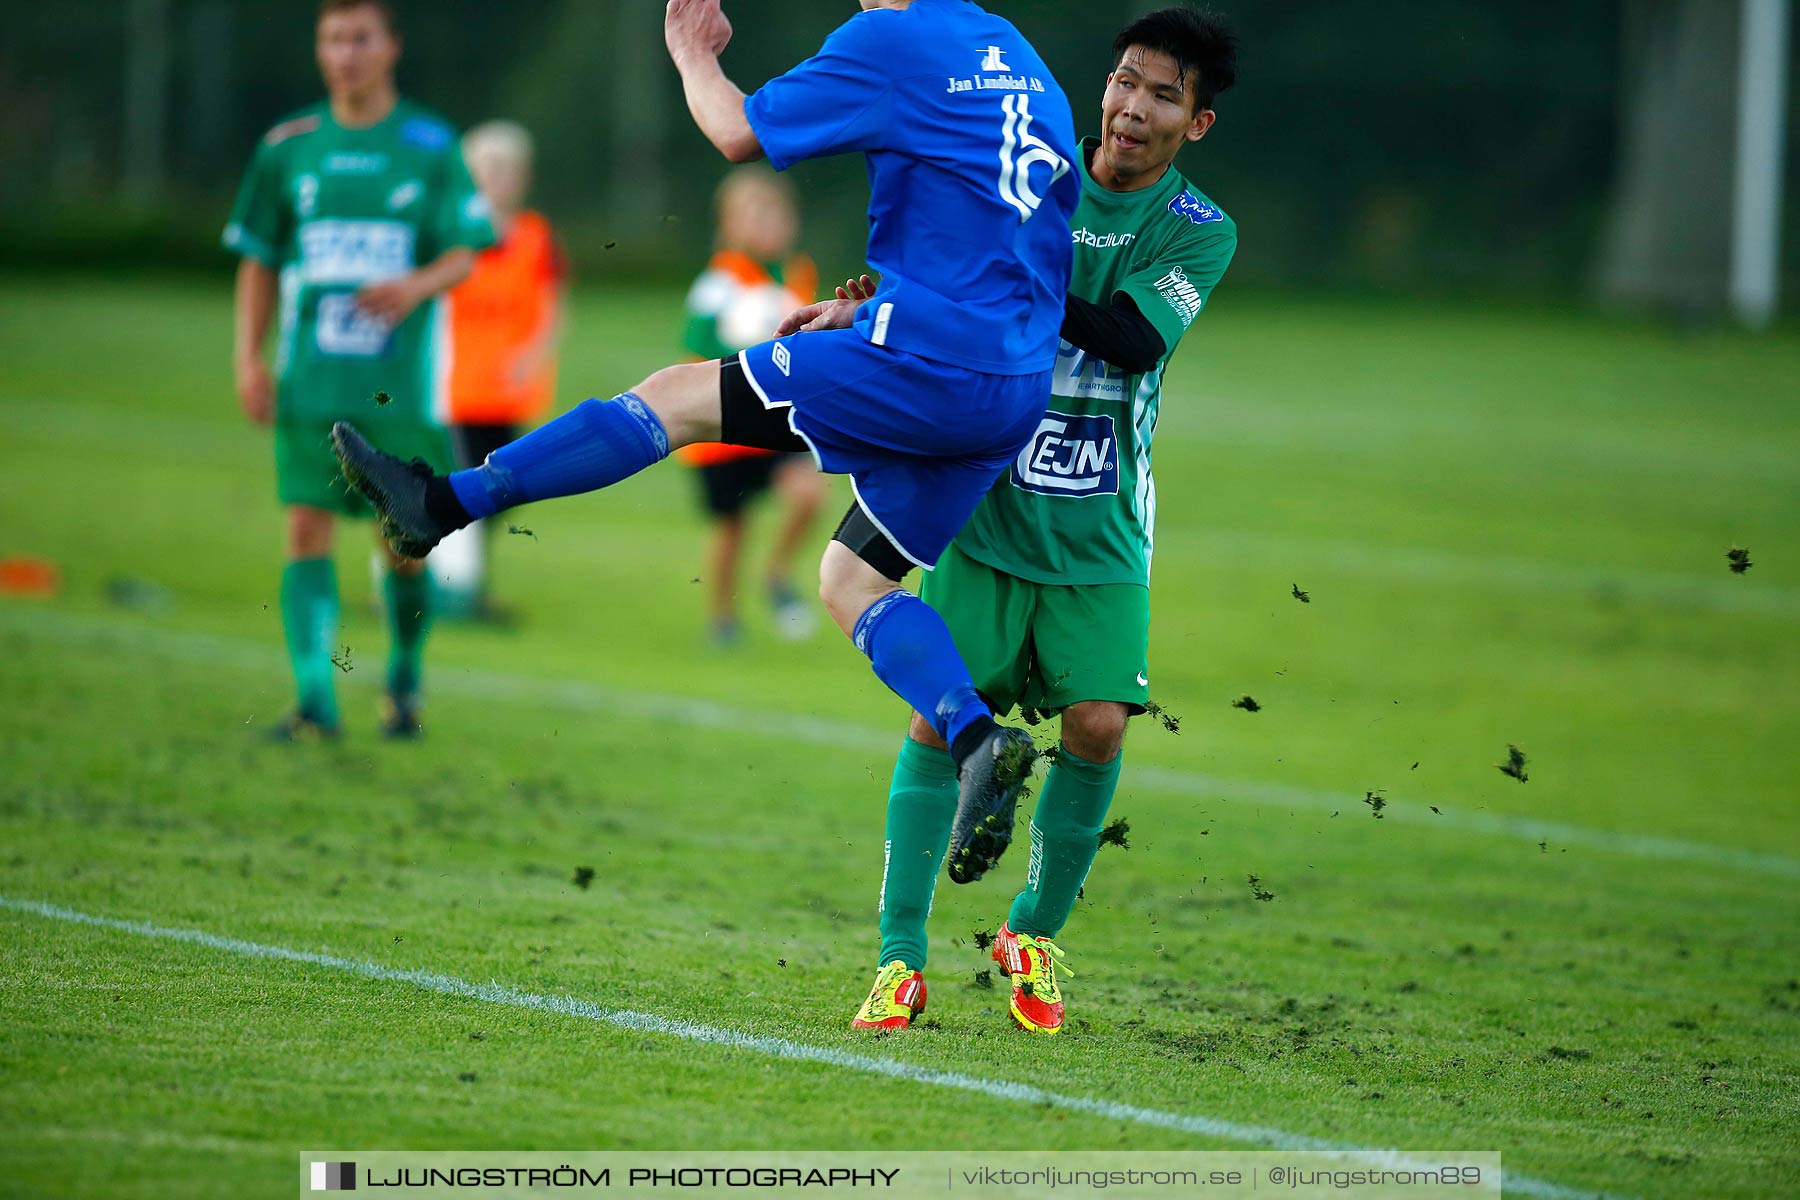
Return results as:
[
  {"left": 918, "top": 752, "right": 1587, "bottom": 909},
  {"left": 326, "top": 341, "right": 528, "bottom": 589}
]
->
[
  {"left": 817, "top": 543, "right": 891, "bottom": 635},
  {"left": 1060, "top": 702, "right": 1128, "bottom": 764},
  {"left": 635, "top": 361, "right": 721, "bottom": 446}
]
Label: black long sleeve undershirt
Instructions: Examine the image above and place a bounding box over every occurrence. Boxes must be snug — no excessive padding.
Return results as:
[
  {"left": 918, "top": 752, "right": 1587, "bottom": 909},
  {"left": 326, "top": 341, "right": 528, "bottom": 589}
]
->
[{"left": 1060, "top": 291, "right": 1166, "bottom": 375}]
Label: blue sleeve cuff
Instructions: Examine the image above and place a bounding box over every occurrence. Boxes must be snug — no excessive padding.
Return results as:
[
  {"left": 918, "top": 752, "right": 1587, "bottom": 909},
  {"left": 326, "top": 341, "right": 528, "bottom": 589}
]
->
[{"left": 743, "top": 90, "right": 792, "bottom": 173}]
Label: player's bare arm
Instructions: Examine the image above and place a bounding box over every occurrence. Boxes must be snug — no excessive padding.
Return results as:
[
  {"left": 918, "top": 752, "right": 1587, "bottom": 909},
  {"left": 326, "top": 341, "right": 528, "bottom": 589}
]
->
[
  {"left": 355, "top": 247, "right": 476, "bottom": 325},
  {"left": 232, "top": 257, "right": 278, "bottom": 425},
  {"left": 665, "top": 0, "right": 762, "bottom": 164}
]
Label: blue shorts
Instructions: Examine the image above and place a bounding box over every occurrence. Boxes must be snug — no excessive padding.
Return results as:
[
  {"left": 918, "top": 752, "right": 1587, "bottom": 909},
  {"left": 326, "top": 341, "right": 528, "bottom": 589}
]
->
[{"left": 738, "top": 329, "right": 1048, "bottom": 569}]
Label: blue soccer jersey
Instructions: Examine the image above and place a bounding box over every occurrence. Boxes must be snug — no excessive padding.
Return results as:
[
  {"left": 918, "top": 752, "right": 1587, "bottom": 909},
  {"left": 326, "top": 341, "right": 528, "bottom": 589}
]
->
[{"left": 746, "top": 0, "right": 1079, "bottom": 376}]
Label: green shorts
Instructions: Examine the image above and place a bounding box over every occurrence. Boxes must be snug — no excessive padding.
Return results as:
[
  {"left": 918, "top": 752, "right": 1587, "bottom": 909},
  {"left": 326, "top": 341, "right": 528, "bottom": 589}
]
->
[
  {"left": 274, "top": 417, "right": 453, "bottom": 516},
  {"left": 920, "top": 542, "right": 1151, "bottom": 717}
]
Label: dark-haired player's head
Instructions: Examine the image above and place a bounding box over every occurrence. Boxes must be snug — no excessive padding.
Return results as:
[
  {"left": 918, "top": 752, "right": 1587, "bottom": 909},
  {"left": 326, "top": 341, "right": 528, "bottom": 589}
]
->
[
  {"left": 1095, "top": 7, "right": 1237, "bottom": 190},
  {"left": 316, "top": 0, "right": 400, "bottom": 105}
]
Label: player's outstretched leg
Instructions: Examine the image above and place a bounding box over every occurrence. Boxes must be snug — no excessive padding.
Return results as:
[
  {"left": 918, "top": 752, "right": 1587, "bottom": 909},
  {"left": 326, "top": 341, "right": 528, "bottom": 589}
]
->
[{"left": 334, "top": 362, "right": 723, "bottom": 560}]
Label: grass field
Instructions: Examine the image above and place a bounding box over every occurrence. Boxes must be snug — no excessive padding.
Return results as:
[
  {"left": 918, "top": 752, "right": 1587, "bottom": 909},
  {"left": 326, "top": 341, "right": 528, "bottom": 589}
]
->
[{"left": 1, "top": 276, "right": 1797, "bottom": 1199}]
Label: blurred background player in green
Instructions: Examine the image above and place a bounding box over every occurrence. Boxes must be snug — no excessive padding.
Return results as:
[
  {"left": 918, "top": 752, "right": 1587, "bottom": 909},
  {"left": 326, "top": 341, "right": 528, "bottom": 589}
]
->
[
  {"left": 224, "top": 0, "right": 494, "bottom": 739},
  {"left": 430, "top": 120, "right": 568, "bottom": 623},
  {"left": 675, "top": 166, "right": 829, "bottom": 647},
  {"left": 852, "top": 7, "right": 1238, "bottom": 1035}
]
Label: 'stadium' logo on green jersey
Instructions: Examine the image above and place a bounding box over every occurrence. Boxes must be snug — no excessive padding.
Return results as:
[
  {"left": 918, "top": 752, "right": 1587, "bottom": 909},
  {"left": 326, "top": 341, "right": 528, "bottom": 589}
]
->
[
  {"left": 1011, "top": 411, "right": 1119, "bottom": 497},
  {"left": 1073, "top": 227, "right": 1135, "bottom": 249}
]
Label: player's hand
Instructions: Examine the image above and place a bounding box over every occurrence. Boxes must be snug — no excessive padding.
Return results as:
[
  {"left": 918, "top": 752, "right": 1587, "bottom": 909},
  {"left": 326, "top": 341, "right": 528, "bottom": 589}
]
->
[
  {"left": 665, "top": 0, "right": 733, "bottom": 66},
  {"left": 236, "top": 357, "right": 274, "bottom": 426},
  {"left": 836, "top": 274, "right": 877, "bottom": 303},
  {"left": 354, "top": 278, "right": 422, "bottom": 326},
  {"left": 776, "top": 296, "right": 859, "bottom": 337}
]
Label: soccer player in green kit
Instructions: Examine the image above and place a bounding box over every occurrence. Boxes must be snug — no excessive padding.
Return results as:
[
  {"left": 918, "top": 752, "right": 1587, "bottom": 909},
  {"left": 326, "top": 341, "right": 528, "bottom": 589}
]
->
[
  {"left": 226, "top": 0, "right": 494, "bottom": 739},
  {"left": 850, "top": 8, "right": 1238, "bottom": 1034}
]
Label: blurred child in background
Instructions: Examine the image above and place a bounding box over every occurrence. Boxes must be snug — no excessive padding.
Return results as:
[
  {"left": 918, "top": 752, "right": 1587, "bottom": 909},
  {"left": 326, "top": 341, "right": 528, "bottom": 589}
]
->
[
  {"left": 433, "top": 119, "right": 566, "bottom": 622},
  {"left": 678, "top": 166, "right": 829, "bottom": 646}
]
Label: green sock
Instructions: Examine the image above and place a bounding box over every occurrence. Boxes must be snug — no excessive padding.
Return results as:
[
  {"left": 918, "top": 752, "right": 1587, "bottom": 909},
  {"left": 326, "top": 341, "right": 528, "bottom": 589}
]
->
[
  {"left": 280, "top": 557, "right": 340, "bottom": 725},
  {"left": 877, "top": 736, "right": 959, "bottom": 971},
  {"left": 383, "top": 569, "right": 432, "bottom": 698},
  {"left": 1009, "top": 747, "right": 1123, "bottom": 939}
]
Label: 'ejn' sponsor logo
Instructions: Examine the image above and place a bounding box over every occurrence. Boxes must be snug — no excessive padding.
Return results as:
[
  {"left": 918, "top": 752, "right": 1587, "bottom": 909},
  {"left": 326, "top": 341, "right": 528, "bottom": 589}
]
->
[
  {"left": 310, "top": 1161, "right": 356, "bottom": 1191},
  {"left": 1011, "top": 411, "right": 1119, "bottom": 497}
]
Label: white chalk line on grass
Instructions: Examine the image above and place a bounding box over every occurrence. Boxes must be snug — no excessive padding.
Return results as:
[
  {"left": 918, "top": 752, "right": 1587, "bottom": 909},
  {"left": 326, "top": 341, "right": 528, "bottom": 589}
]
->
[
  {"left": 0, "top": 895, "right": 1620, "bottom": 1200},
  {"left": 8, "top": 605, "right": 1798, "bottom": 884}
]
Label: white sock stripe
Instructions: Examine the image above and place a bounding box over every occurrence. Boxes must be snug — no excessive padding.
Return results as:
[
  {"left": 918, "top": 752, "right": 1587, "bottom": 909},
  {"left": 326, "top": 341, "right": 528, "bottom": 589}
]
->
[{"left": 0, "top": 895, "right": 1612, "bottom": 1200}]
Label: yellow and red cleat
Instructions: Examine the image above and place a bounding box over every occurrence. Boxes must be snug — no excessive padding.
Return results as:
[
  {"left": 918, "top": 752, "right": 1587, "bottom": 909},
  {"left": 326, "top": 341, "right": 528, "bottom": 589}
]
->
[
  {"left": 991, "top": 922, "right": 1074, "bottom": 1034},
  {"left": 851, "top": 960, "right": 927, "bottom": 1031}
]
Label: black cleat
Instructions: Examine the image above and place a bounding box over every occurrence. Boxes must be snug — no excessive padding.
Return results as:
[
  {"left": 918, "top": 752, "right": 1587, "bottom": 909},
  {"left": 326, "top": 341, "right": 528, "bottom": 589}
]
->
[
  {"left": 379, "top": 692, "right": 424, "bottom": 739},
  {"left": 947, "top": 725, "right": 1038, "bottom": 885},
  {"left": 265, "top": 710, "right": 342, "bottom": 743},
  {"left": 331, "top": 422, "right": 449, "bottom": 559}
]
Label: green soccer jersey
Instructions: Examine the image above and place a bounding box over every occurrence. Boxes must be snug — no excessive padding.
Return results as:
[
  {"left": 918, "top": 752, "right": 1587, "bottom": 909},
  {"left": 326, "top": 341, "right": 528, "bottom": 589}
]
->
[
  {"left": 223, "top": 99, "right": 495, "bottom": 425},
  {"left": 954, "top": 138, "right": 1236, "bottom": 587}
]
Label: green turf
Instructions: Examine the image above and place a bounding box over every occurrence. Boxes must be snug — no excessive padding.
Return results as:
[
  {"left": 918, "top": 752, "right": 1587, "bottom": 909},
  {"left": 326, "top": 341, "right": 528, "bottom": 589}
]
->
[{"left": 1, "top": 277, "right": 1797, "bottom": 1200}]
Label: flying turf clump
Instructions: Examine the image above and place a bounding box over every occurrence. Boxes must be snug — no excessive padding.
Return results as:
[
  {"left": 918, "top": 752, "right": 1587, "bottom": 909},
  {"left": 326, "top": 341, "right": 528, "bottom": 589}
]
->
[
  {"left": 571, "top": 865, "right": 595, "bottom": 890},
  {"left": 1144, "top": 700, "right": 1181, "bottom": 733},
  {"left": 1097, "top": 818, "right": 1131, "bottom": 850},
  {"left": 1232, "top": 694, "right": 1261, "bottom": 713},
  {"left": 1363, "top": 790, "right": 1387, "bottom": 819},
  {"left": 1247, "top": 874, "right": 1276, "bottom": 902},
  {"left": 1726, "top": 546, "right": 1753, "bottom": 574},
  {"left": 1499, "top": 744, "right": 1530, "bottom": 783},
  {"left": 1291, "top": 583, "right": 1311, "bottom": 603},
  {"left": 373, "top": 390, "right": 392, "bottom": 407},
  {"left": 971, "top": 928, "right": 996, "bottom": 951},
  {"left": 329, "top": 645, "right": 353, "bottom": 674}
]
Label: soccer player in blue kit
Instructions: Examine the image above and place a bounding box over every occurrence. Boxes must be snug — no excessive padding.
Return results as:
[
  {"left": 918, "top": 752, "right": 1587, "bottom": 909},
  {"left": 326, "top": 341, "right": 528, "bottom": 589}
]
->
[{"left": 332, "top": 0, "right": 1080, "bottom": 870}]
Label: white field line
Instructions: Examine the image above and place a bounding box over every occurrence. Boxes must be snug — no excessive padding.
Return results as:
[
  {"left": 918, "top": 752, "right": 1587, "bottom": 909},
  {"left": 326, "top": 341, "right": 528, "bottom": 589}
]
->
[
  {"left": 8, "top": 605, "right": 1798, "bottom": 883},
  {"left": 12, "top": 397, "right": 1799, "bottom": 620},
  {"left": 0, "top": 895, "right": 1622, "bottom": 1200}
]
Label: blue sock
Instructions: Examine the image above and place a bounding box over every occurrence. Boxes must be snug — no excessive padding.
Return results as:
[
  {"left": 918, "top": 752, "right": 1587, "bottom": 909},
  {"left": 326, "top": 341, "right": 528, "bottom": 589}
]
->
[
  {"left": 853, "top": 592, "right": 991, "bottom": 752},
  {"left": 449, "top": 393, "right": 670, "bottom": 520}
]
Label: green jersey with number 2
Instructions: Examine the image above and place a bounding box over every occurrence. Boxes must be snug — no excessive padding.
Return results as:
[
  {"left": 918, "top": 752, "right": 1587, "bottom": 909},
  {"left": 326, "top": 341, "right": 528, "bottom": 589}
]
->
[
  {"left": 223, "top": 99, "right": 495, "bottom": 425},
  {"left": 953, "top": 137, "right": 1236, "bottom": 588}
]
